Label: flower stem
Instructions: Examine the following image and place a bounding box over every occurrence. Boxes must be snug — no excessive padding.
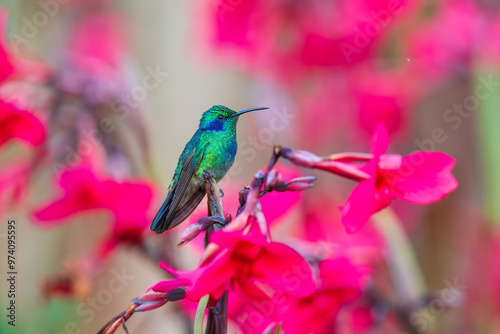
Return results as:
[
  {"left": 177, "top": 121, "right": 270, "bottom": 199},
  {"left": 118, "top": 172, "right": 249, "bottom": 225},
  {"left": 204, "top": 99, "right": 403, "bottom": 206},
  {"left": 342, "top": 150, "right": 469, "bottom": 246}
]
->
[
  {"left": 194, "top": 295, "right": 210, "bottom": 334},
  {"left": 476, "top": 69, "right": 500, "bottom": 228},
  {"left": 97, "top": 303, "right": 139, "bottom": 334},
  {"left": 373, "top": 209, "right": 426, "bottom": 306}
]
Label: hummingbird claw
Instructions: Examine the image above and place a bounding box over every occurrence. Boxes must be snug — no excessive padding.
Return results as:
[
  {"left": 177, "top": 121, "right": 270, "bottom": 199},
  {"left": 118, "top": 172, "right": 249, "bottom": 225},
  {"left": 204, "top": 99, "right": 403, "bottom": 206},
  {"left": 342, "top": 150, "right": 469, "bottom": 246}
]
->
[{"left": 219, "top": 188, "right": 224, "bottom": 197}]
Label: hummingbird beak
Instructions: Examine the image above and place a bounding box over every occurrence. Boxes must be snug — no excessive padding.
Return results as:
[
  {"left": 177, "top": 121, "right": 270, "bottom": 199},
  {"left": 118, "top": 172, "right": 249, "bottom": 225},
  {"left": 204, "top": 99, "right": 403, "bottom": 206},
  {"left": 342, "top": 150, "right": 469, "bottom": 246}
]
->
[{"left": 230, "top": 107, "right": 269, "bottom": 118}]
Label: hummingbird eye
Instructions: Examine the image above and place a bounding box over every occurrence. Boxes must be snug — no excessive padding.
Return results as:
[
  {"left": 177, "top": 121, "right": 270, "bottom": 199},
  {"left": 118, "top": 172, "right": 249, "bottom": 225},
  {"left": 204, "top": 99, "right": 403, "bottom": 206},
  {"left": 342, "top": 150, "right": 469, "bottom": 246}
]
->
[{"left": 217, "top": 114, "right": 224, "bottom": 120}]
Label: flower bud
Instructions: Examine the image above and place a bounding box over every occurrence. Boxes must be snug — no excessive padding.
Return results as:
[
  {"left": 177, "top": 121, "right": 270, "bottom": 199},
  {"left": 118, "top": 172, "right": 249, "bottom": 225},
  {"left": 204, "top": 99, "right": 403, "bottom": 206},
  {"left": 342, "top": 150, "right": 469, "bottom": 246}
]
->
[
  {"left": 285, "top": 176, "right": 317, "bottom": 191},
  {"left": 133, "top": 295, "right": 167, "bottom": 312},
  {"left": 133, "top": 280, "right": 189, "bottom": 312},
  {"left": 178, "top": 216, "right": 226, "bottom": 247},
  {"left": 315, "top": 160, "right": 370, "bottom": 181},
  {"left": 281, "top": 147, "right": 321, "bottom": 168}
]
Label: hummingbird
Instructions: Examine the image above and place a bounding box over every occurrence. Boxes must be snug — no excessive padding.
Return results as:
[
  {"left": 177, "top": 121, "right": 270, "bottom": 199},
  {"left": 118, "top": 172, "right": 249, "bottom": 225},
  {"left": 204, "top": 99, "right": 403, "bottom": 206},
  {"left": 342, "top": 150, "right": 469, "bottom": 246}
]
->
[{"left": 151, "top": 105, "right": 268, "bottom": 234}]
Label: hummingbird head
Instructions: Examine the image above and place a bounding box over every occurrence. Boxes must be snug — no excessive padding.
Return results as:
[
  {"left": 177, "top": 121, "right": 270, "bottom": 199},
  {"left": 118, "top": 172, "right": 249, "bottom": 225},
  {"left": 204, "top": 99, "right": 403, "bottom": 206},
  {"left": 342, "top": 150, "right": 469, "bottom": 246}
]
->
[{"left": 199, "top": 105, "right": 268, "bottom": 132}]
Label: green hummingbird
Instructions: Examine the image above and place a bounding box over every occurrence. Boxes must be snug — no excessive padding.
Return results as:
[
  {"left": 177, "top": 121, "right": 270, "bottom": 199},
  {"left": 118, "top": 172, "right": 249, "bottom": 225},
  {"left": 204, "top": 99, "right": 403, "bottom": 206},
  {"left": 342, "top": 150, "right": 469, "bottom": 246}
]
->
[{"left": 151, "top": 105, "right": 268, "bottom": 234}]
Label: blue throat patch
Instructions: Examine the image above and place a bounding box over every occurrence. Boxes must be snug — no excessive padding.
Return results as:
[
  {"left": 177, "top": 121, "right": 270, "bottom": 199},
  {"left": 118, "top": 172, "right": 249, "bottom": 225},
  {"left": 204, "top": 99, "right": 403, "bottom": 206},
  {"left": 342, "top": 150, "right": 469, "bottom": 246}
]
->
[{"left": 201, "top": 120, "right": 224, "bottom": 132}]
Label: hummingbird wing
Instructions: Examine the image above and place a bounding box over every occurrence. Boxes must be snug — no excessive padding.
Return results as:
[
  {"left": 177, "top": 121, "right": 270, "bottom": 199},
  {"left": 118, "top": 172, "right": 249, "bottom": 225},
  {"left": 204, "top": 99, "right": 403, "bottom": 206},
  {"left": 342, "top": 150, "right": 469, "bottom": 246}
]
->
[
  {"left": 150, "top": 141, "right": 208, "bottom": 234},
  {"left": 167, "top": 187, "right": 206, "bottom": 229}
]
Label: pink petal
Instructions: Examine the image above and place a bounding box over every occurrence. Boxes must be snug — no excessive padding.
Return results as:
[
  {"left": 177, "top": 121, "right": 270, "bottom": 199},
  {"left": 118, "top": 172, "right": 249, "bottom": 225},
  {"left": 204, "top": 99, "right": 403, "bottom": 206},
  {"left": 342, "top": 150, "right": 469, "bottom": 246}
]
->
[
  {"left": 116, "top": 181, "right": 153, "bottom": 208},
  {"left": 10, "top": 112, "right": 46, "bottom": 146},
  {"left": 318, "top": 258, "right": 363, "bottom": 294},
  {"left": 59, "top": 168, "right": 97, "bottom": 190},
  {"left": 187, "top": 256, "right": 236, "bottom": 301},
  {"left": 253, "top": 242, "right": 315, "bottom": 297},
  {"left": 261, "top": 186, "right": 301, "bottom": 226},
  {"left": 148, "top": 279, "right": 190, "bottom": 293},
  {"left": 370, "top": 123, "right": 390, "bottom": 157},
  {"left": 0, "top": 102, "right": 46, "bottom": 147},
  {"left": 226, "top": 292, "right": 273, "bottom": 333},
  {"left": 358, "top": 93, "right": 405, "bottom": 137},
  {"left": 209, "top": 230, "right": 263, "bottom": 259},
  {"left": 162, "top": 251, "right": 236, "bottom": 302},
  {"left": 34, "top": 168, "right": 154, "bottom": 238},
  {"left": 390, "top": 152, "right": 458, "bottom": 204},
  {"left": 0, "top": 47, "right": 12, "bottom": 82},
  {"left": 378, "top": 154, "right": 402, "bottom": 171},
  {"left": 109, "top": 181, "right": 154, "bottom": 221},
  {"left": 32, "top": 198, "right": 83, "bottom": 223},
  {"left": 233, "top": 279, "right": 280, "bottom": 321},
  {"left": 341, "top": 179, "right": 377, "bottom": 234},
  {"left": 209, "top": 229, "right": 245, "bottom": 247},
  {"left": 68, "top": 13, "right": 126, "bottom": 78}
]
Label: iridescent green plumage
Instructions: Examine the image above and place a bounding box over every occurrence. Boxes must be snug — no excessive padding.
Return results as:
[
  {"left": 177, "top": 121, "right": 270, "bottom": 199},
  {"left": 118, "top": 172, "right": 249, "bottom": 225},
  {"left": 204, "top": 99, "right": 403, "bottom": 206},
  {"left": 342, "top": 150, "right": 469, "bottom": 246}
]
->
[{"left": 151, "top": 105, "right": 268, "bottom": 234}]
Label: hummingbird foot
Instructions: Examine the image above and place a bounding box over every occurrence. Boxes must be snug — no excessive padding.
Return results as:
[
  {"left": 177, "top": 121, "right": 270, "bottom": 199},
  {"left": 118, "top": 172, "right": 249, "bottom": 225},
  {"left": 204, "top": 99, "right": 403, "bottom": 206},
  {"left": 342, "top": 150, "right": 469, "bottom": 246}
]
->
[
  {"left": 206, "top": 215, "right": 226, "bottom": 226},
  {"left": 219, "top": 188, "right": 224, "bottom": 197}
]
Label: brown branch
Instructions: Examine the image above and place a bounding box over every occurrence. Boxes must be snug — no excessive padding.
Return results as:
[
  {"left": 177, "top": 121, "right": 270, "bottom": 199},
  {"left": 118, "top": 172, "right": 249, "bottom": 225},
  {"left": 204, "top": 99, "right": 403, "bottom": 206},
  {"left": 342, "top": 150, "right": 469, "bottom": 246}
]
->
[
  {"left": 97, "top": 303, "right": 139, "bottom": 334},
  {"left": 203, "top": 171, "right": 224, "bottom": 220},
  {"left": 202, "top": 170, "right": 228, "bottom": 334}
]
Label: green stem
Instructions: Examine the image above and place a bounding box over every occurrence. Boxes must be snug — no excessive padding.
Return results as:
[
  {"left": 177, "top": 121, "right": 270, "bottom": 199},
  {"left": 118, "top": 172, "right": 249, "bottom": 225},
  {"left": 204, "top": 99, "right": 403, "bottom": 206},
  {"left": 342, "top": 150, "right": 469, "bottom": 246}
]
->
[
  {"left": 373, "top": 209, "right": 426, "bottom": 305},
  {"left": 476, "top": 69, "right": 500, "bottom": 228},
  {"left": 194, "top": 295, "right": 210, "bottom": 334}
]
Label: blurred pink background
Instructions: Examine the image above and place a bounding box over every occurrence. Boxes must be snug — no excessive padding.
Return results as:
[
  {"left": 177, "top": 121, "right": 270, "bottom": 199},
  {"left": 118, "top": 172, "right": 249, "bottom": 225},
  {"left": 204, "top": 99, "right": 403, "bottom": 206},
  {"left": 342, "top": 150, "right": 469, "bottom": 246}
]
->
[{"left": 0, "top": 0, "right": 497, "bottom": 333}]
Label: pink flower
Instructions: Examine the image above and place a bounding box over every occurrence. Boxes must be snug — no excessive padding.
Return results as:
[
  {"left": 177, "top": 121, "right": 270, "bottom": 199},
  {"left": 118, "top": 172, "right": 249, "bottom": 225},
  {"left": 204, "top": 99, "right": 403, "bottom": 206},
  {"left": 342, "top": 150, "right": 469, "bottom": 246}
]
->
[
  {"left": 341, "top": 123, "right": 458, "bottom": 233},
  {"left": 33, "top": 168, "right": 110, "bottom": 221},
  {"left": 134, "top": 279, "right": 190, "bottom": 312},
  {"left": 60, "top": 11, "right": 130, "bottom": 104},
  {"left": 196, "top": 0, "right": 418, "bottom": 85},
  {"left": 227, "top": 236, "right": 369, "bottom": 334},
  {"left": 0, "top": 101, "right": 46, "bottom": 148},
  {"left": 66, "top": 12, "right": 126, "bottom": 79},
  {"left": 0, "top": 36, "right": 12, "bottom": 82},
  {"left": 33, "top": 168, "right": 154, "bottom": 247},
  {"left": 162, "top": 229, "right": 315, "bottom": 319},
  {"left": 279, "top": 257, "right": 363, "bottom": 334},
  {"left": 404, "top": 1, "right": 480, "bottom": 84},
  {"left": 227, "top": 291, "right": 275, "bottom": 334},
  {"left": 352, "top": 69, "right": 413, "bottom": 138},
  {"left": 297, "top": 194, "right": 385, "bottom": 267}
]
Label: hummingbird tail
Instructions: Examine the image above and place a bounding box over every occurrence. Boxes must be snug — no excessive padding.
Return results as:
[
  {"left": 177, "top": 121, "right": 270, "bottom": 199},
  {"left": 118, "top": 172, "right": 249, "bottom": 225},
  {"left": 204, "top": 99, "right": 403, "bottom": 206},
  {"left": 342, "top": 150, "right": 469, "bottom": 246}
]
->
[{"left": 150, "top": 197, "right": 171, "bottom": 234}]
